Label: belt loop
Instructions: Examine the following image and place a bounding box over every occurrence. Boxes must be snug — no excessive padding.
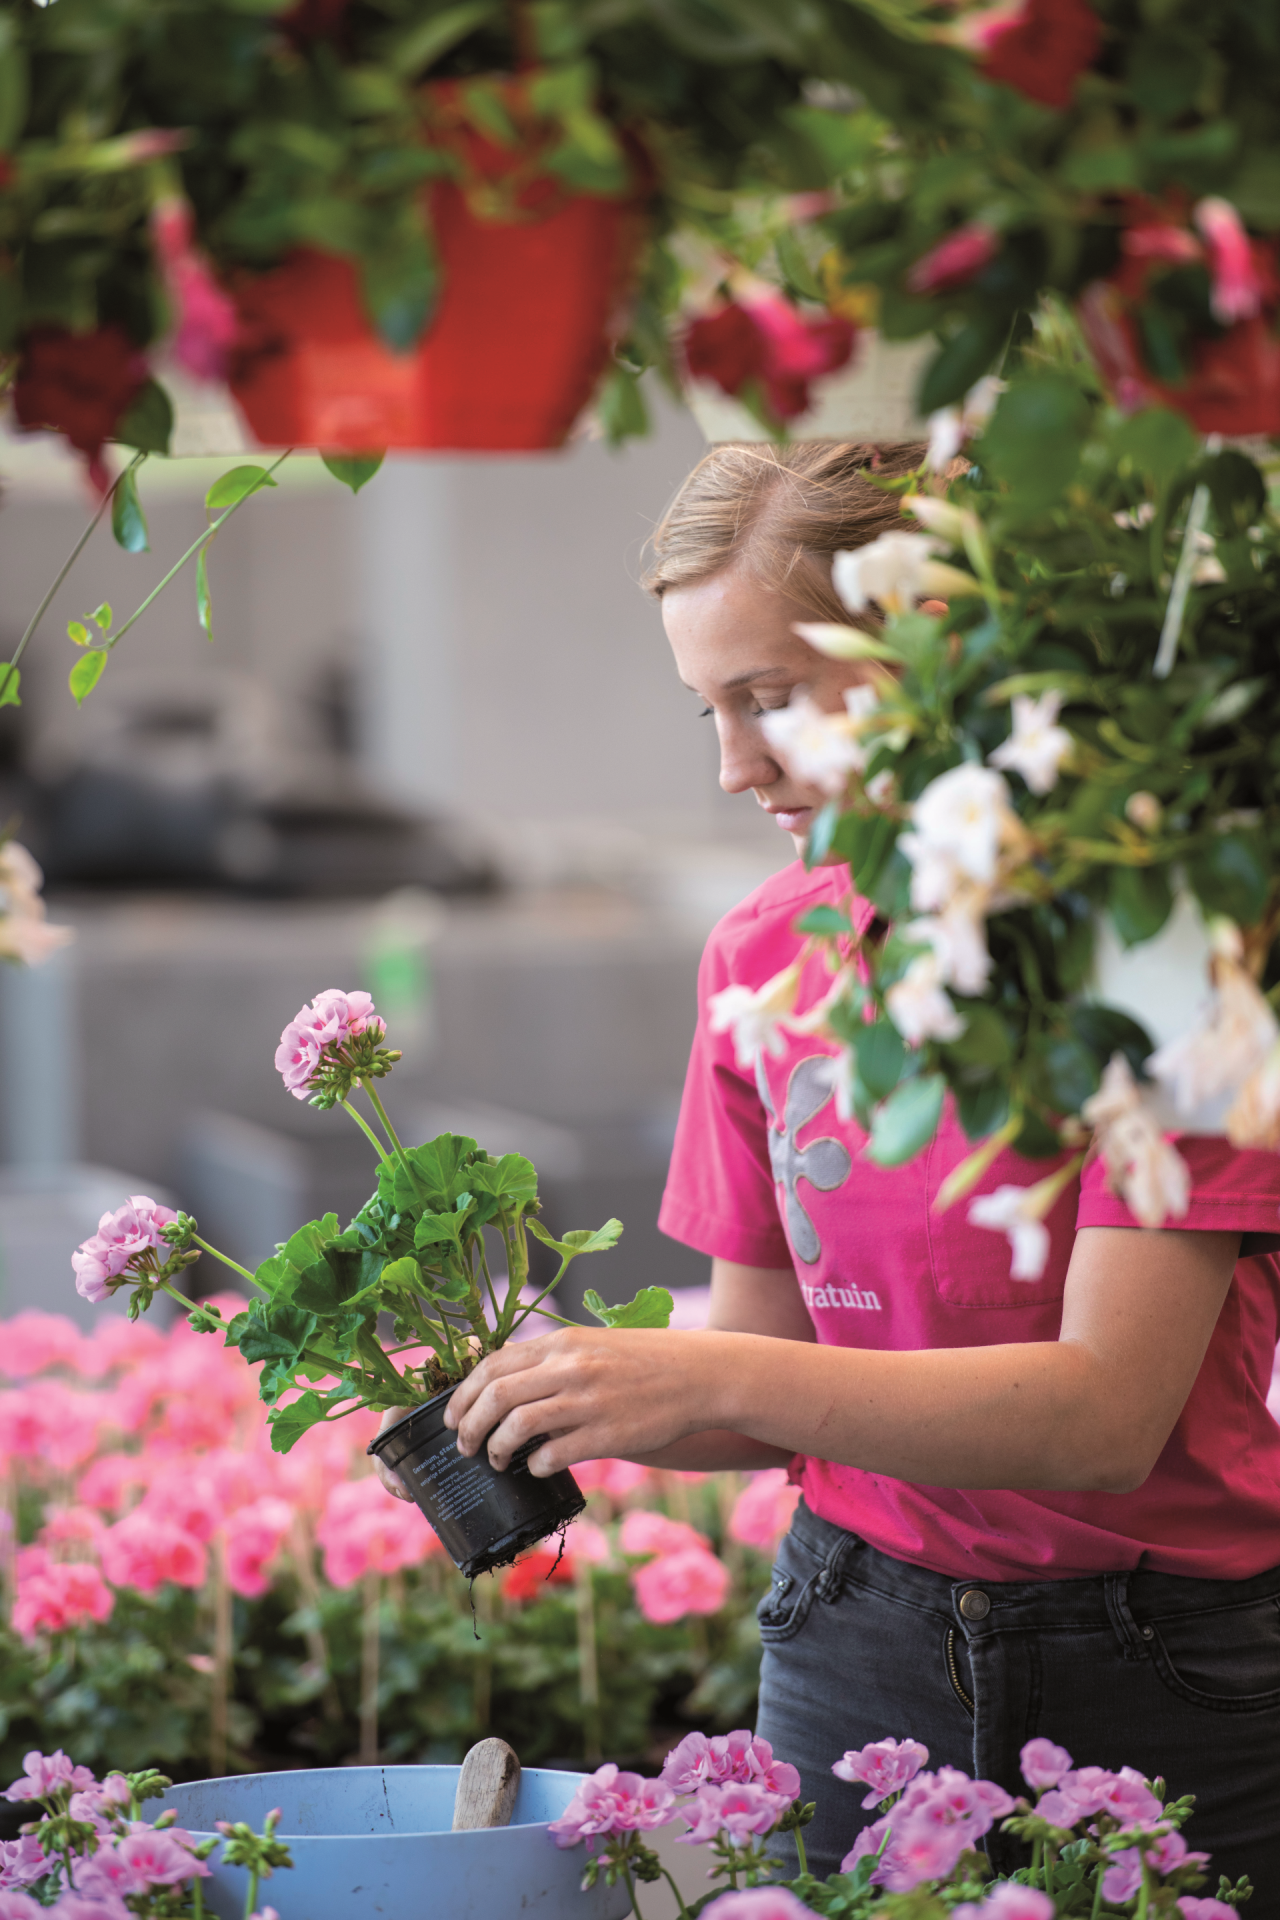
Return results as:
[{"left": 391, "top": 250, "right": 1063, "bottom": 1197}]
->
[
  {"left": 1104, "top": 1572, "right": 1148, "bottom": 1661},
  {"left": 816, "top": 1530, "right": 855, "bottom": 1602}
]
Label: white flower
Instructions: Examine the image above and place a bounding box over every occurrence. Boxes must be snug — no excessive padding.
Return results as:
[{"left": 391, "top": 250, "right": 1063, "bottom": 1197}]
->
[
  {"left": 832, "top": 533, "right": 979, "bottom": 618},
  {"left": 1081, "top": 1053, "right": 1191, "bottom": 1229},
  {"left": 987, "top": 691, "right": 1073, "bottom": 796},
  {"left": 902, "top": 764, "right": 1014, "bottom": 890},
  {"left": 967, "top": 1186, "right": 1051, "bottom": 1281},
  {"left": 709, "top": 964, "right": 802, "bottom": 1071},
  {"left": 1226, "top": 1040, "right": 1280, "bottom": 1150},
  {"left": 901, "top": 494, "right": 978, "bottom": 550},
  {"left": 906, "top": 902, "right": 993, "bottom": 995},
  {"left": 1191, "top": 554, "right": 1226, "bottom": 585},
  {"left": 1124, "top": 791, "right": 1162, "bottom": 833},
  {"left": 865, "top": 769, "right": 896, "bottom": 808},
  {"left": 925, "top": 375, "right": 1005, "bottom": 471},
  {"left": 1113, "top": 501, "right": 1156, "bottom": 530},
  {"left": 1147, "top": 935, "right": 1278, "bottom": 1117},
  {"left": 814, "top": 1044, "right": 858, "bottom": 1125},
  {"left": 885, "top": 953, "right": 966, "bottom": 1046},
  {"left": 759, "top": 686, "right": 882, "bottom": 797}
]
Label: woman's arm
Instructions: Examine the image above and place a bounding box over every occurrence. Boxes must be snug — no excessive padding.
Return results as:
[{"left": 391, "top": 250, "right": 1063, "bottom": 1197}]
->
[{"left": 444, "top": 1226, "right": 1240, "bottom": 1492}]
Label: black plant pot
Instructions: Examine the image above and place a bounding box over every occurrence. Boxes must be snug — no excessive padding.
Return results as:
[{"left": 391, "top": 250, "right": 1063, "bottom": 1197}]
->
[{"left": 367, "top": 1384, "right": 585, "bottom": 1578}]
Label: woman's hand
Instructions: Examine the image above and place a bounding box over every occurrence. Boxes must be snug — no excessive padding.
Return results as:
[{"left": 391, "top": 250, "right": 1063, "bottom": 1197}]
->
[
  {"left": 373, "top": 1407, "right": 415, "bottom": 1501},
  {"left": 443, "top": 1326, "right": 734, "bottom": 1477}
]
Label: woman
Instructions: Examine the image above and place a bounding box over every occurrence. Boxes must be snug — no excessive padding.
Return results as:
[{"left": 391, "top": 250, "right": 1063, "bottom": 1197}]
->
[{"left": 387, "top": 442, "right": 1280, "bottom": 1895}]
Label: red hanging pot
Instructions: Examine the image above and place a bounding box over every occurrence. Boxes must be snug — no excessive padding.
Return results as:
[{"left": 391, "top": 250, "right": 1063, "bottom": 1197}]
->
[
  {"left": 1077, "top": 248, "right": 1280, "bottom": 438},
  {"left": 226, "top": 80, "right": 645, "bottom": 452}
]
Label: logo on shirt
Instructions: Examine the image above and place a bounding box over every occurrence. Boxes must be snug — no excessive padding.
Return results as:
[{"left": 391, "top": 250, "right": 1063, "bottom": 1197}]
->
[
  {"left": 755, "top": 1053, "right": 852, "bottom": 1266},
  {"left": 801, "top": 1282, "right": 882, "bottom": 1312}
]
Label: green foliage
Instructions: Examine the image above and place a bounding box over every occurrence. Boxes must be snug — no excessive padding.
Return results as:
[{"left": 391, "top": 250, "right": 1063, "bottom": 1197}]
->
[
  {"left": 582, "top": 1285, "right": 673, "bottom": 1328},
  {"left": 111, "top": 469, "right": 149, "bottom": 553},
  {"left": 320, "top": 452, "right": 385, "bottom": 494}
]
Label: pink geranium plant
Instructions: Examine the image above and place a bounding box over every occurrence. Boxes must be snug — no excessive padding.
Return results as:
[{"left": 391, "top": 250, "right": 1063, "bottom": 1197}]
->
[
  {"left": 551, "top": 1729, "right": 1251, "bottom": 1920},
  {"left": 72, "top": 990, "right": 668, "bottom": 1455}
]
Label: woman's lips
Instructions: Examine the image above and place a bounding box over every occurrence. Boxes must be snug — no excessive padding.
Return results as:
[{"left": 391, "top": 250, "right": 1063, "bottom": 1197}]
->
[{"left": 770, "top": 807, "right": 813, "bottom": 833}]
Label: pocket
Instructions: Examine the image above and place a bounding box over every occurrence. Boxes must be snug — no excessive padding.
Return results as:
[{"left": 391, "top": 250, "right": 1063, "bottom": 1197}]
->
[
  {"left": 925, "top": 1110, "right": 1076, "bottom": 1311},
  {"left": 757, "top": 1529, "right": 825, "bottom": 1644},
  {"left": 1147, "top": 1594, "right": 1280, "bottom": 1713}
]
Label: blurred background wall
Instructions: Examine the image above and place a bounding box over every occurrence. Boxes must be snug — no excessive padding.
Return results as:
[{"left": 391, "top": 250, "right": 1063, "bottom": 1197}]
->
[{"left": 0, "top": 394, "right": 791, "bottom": 1324}]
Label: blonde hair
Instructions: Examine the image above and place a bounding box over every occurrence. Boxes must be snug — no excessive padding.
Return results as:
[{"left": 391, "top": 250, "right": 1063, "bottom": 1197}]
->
[{"left": 643, "top": 440, "right": 925, "bottom": 622}]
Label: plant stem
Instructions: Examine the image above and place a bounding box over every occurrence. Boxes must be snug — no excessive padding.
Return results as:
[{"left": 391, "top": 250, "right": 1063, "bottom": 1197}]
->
[
  {"left": 340, "top": 1097, "right": 390, "bottom": 1161},
  {"left": 622, "top": 1865, "right": 644, "bottom": 1920},
  {"left": 792, "top": 1826, "right": 808, "bottom": 1877},
  {"left": 106, "top": 451, "right": 290, "bottom": 654},
  {"left": 1089, "top": 1861, "right": 1104, "bottom": 1920},
  {"left": 210, "top": 1534, "right": 232, "bottom": 1778},
  {"left": 659, "top": 1866, "right": 693, "bottom": 1920},
  {"left": 192, "top": 1238, "right": 262, "bottom": 1288},
  {"left": 1154, "top": 479, "right": 1210, "bottom": 679},
  {"left": 509, "top": 1258, "right": 574, "bottom": 1331},
  {"left": 244, "top": 1863, "right": 259, "bottom": 1920},
  {"left": 7, "top": 453, "right": 145, "bottom": 679},
  {"left": 362, "top": 1079, "right": 407, "bottom": 1158},
  {"left": 359, "top": 1567, "right": 381, "bottom": 1764}
]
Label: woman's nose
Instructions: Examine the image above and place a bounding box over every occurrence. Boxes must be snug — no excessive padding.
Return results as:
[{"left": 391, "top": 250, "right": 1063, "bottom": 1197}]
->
[{"left": 717, "top": 715, "right": 780, "bottom": 795}]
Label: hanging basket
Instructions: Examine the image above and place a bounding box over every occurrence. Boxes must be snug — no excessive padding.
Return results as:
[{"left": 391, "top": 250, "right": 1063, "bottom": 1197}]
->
[
  {"left": 226, "top": 82, "right": 644, "bottom": 453},
  {"left": 1078, "top": 256, "right": 1280, "bottom": 438}
]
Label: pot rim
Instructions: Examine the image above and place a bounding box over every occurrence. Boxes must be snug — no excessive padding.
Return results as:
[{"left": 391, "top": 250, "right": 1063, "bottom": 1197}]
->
[{"left": 366, "top": 1383, "right": 458, "bottom": 1458}]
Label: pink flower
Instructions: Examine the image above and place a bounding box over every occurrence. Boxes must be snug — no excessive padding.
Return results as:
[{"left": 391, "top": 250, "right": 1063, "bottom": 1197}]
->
[
  {"left": 72, "top": 1196, "right": 177, "bottom": 1304},
  {"left": 832, "top": 1738, "right": 929, "bottom": 1809},
  {"left": 12, "top": 1562, "right": 113, "bottom": 1639},
  {"left": 0, "top": 1312, "right": 85, "bottom": 1380},
  {"left": 3, "top": 1751, "right": 96, "bottom": 1801},
  {"left": 703, "top": 1893, "right": 814, "bottom": 1920},
  {"left": 1104, "top": 1829, "right": 1207, "bottom": 1901},
  {"left": 110, "top": 1828, "right": 205, "bottom": 1889},
  {"left": 850, "top": 1768, "right": 1014, "bottom": 1892},
  {"left": 618, "top": 1510, "right": 707, "bottom": 1557},
  {"left": 841, "top": 1814, "right": 891, "bottom": 1873},
  {"left": 52, "top": 1895, "right": 132, "bottom": 1920},
  {"left": 0, "top": 1895, "right": 42, "bottom": 1919},
  {"left": 77, "top": 1454, "right": 151, "bottom": 1515},
  {"left": 1123, "top": 224, "right": 1201, "bottom": 267},
  {"left": 547, "top": 1764, "right": 677, "bottom": 1847},
  {"left": 1194, "top": 198, "right": 1265, "bottom": 325},
  {"left": 1034, "top": 1763, "right": 1160, "bottom": 1830},
  {"left": 1020, "top": 1738, "right": 1072, "bottom": 1790},
  {"left": 316, "top": 1478, "right": 439, "bottom": 1588},
  {"left": 1180, "top": 1902, "right": 1238, "bottom": 1920},
  {"left": 226, "top": 1497, "right": 294, "bottom": 1599},
  {"left": 572, "top": 1459, "right": 653, "bottom": 1501},
  {"left": 275, "top": 988, "right": 384, "bottom": 1099},
  {"left": 972, "top": 0, "right": 1102, "bottom": 110},
  {"left": 683, "top": 297, "right": 856, "bottom": 421},
  {"left": 151, "top": 197, "right": 240, "bottom": 383},
  {"left": 0, "top": 1837, "right": 46, "bottom": 1890},
  {"left": 907, "top": 224, "right": 999, "bottom": 295},
  {"left": 954, "top": 1888, "right": 1055, "bottom": 1920},
  {"left": 727, "top": 1472, "right": 801, "bottom": 1555},
  {"left": 878, "top": 1812, "right": 969, "bottom": 1889},
  {"left": 99, "top": 1510, "right": 206, "bottom": 1594},
  {"left": 661, "top": 1729, "right": 797, "bottom": 1797},
  {"left": 679, "top": 1781, "right": 791, "bottom": 1846},
  {"left": 632, "top": 1547, "right": 731, "bottom": 1624}
]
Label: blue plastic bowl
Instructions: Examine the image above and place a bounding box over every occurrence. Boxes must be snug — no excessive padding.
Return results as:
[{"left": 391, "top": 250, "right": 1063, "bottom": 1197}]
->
[{"left": 158, "top": 1764, "right": 630, "bottom": 1920}]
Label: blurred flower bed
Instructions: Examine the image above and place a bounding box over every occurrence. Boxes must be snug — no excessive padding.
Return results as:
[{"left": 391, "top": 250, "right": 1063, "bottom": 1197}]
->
[{"left": 0, "top": 1306, "right": 795, "bottom": 1781}]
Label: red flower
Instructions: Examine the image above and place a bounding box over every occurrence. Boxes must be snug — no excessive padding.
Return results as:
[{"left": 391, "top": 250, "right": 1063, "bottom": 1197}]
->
[
  {"left": 502, "top": 1548, "right": 574, "bottom": 1604},
  {"left": 977, "top": 0, "right": 1102, "bottom": 111},
  {"left": 683, "top": 295, "right": 856, "bottom": 421},
  {"left": 907, "top": 222, "right": 1000, "bottom": 296},
  {"left": 13, "top": 326, "right": 147, "bottom": 489}
]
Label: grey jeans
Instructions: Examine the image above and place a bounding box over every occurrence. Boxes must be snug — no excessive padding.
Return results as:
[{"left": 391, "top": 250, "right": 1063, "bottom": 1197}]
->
[{"left": 755, "top": 1501, "right": 1280, "bottom": 1909}]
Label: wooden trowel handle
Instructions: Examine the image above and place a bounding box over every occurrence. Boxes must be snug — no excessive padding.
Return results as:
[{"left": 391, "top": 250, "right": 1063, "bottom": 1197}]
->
[{"left": 452, "top": 1737, "right": 521, "bottom": 1831}]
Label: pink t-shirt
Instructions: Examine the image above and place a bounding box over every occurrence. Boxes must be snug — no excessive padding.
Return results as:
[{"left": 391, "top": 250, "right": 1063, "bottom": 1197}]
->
[{"left": 659, "top": 860, "right": 1280, "bottom": 1582}]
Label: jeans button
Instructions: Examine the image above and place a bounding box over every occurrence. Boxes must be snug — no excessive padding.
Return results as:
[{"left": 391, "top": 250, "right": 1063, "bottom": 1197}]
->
[{"left": 959, "top": 1588, "right": 991, "bottom": 1621}]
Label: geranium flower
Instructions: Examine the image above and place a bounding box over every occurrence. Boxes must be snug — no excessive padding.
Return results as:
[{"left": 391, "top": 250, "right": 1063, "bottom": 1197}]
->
[
  {"left": 661, "top": 1729, "right": 796, "bottom": 1796},
  {"left": 1020, "top": 1737, "right": 1072, "bottom": 1790},
  {"left": 316, "top": 1477, "right": 439, "bottom": 1587},
  {"left": 1179, "top": 1901, "right": 1238, "bottom": 1920},
  {"left": 970, "top": 0, "right": 1103, "bottom": 110},
  {"left": 501, "top": 1547, "right": 575, "bottom": 1604},
  {"left": 708, "top": 963, "right": 802, "bottom": 1071},
  {"left": 632, "top": 1546, "right": 731, "bottom": 1624},
  {"left": 99, "top": 1510, "right": 207, "bottom": 1594},
  {"left": 907, "top": 223, "right": 1000, "bottom": 295},
  {"left": 702, "top": 1892, "right": 814, "bottom": 1920},
  {"left": 3, "top": 1751, "right": 97, "bottom": 1802},
  {"left": 988, "top": 691, "right": 1073, "bottom": 794},
  {"left": 72, "top": 1196, "right": 179, "bottom": 1305},
  {"left": 678, "top": 1780, "right": 792, "bottom": 1846},
  {"left": 274, "top": 988, "right": 387, "bottom": 1100},
  {"left": 0, "top": 1838, "right": 46, "bottom": 1891},
  {"left": 547, "top": 1764, "right": 676, "bottom": 1846},
  {"left": 11, "top": 1562, "right": 113, "bottom": 1640},
  {"left": 0, "top": 1311, "right": 85, "bottom": 1381},
  {"left": 954, "top": 1887, "right": 1055, "bottom": 1920},
  {"left": 832, "top": 1737, "right": 929, "bottom": 1809},
  {"left": 886, "top": 953, "right": 966, "bottom": 1047},
  {"left": 726, "top": 1471, "right": 801, "bottom": 1556}
]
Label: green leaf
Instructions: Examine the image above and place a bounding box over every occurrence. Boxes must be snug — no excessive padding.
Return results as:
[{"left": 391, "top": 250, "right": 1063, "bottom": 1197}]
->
[
  {"left": 595, "top": 364, "right": 650, "bottom": 447},
  {"left": 320, "top": 452, "right": 385, "bottom": 494},
  {"left": 1185, "top": 833, "right": 1269, "bottom": 927},
  {"left": 1036, "top": 1035, "right": 1099, "bottom": 1115},
  {"left": 1108, "top": 863, "right": 1174, "bottom": 947},
  {"left": 795, "top": 905, "right": 852, "bottom": 936},
  {"left": 111, "top": 469, "right": 150, "bottom": 553},
  {"left": 1069, "top": 1004, "right": 1153, "bottom": 1080},
  {"left": 1202, "top": 449, "right": 1267, "bottom": 534},
  {"left": 90, "top": 602, "right": 112, "bottom": 632},
  {"left": 0, "top": 29, "right": 28, "bottom": 151},
  {"left": 918, "top": 314, "right": 1009, "bottom": 414},
  {"left": 775, "top": 227, "right": 823, "bottom": 301},
  {"left": 69, "top": 650, "right": 107, "bottom": 706},
  {"left": 854, "top": 1020, "right": 906, "bottom": 1103},
  {"left": 115, "top": 379, "right": 173, "bottom": 456},
  {"left": 196, "top": 548, "right": 212, "bottom": 638},
  {"left": 469, "top": 1152, "right": 539, "bottom": 1211},
  {"left": 1110, "top": 407, "right": 1198, "bottom": 486},
  {"left": 582, "top": 1285, "right": 672, "bottom": 1329},
  {"left": 389, "top": 1, "right": 500, "bottom": 76},
  {"left": 864, "top": 1073, "right": 944, "bottom": 1167},
  {"left": 205, "top": 465, "right": 277, "bottom": 512},
  {"left": 234, "top": 1301, "right": 318, "bottom": 1370},
  {"left": 0, "top": 665, "right": 20, "bottom": 708},
  {"left": 282, "top": 1215, "right": 342, "bottom": 1271},
  {"left": 379, "top": 1255, "right": 423, "bottom": 1292},
  {"left": 979, "top": 373, "right": 1091, "bottom": 509},
  {"left": 941, "top": 1004, "right": 1013, "bottom": 1070},
  {"left": 956, "top": 1079, "right": 1010, "bottom": 1141},
  {"left": 266, "top": 1390, "right": 330, "bottom": 1453},
  {"left": 67, "top": 622, "right": 90, "bottom": 647},
  {"left": 528, "top": 1218, "right": 624, "bottom": 1260}
]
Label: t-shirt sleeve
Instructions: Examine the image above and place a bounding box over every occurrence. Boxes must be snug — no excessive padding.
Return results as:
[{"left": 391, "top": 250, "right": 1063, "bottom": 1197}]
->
[
  {"left": 1077, "top": 1134, "right": 1280, "bottom": 1249},
  {"left": 658, "top": 928, "right": 793, "bottom": 1269}
]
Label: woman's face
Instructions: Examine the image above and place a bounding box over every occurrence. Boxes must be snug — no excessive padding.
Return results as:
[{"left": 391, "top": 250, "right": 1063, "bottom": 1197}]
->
[{"left": 662, "top": 561, "right": 874, "bottom": 859}]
